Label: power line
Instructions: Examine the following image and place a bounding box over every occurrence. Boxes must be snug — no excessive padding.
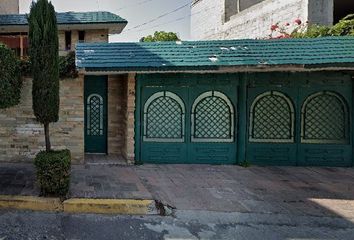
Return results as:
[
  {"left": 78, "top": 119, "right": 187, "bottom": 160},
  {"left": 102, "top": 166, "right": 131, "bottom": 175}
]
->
[
  {"left": 114, "top": 3, "right": 213, "bottom": 34},
  {"left": 96, "top": 0, "right": 100, "bottom": 10},
  {"left": 122, "top": 1, "right": 192, "bottom": 33},
  {"left": 116, "top": 0, "right": 155, "bottom": 11}
]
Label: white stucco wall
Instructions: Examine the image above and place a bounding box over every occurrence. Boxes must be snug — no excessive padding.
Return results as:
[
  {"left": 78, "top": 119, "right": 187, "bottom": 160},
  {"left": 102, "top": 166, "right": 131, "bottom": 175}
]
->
[
  {"left": 0, "top": 0, "right": 19, "bottom": 14},
  {"left": 191, "top": 0, "right": 333, "bottom": 40}
]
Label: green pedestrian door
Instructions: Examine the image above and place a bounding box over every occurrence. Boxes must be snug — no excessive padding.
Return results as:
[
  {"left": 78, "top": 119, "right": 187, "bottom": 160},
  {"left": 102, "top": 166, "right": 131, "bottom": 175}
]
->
[
  {"left": 138, "top": 74, "right": 238, "bottom": 164},
  {"left": 84, "top": 76, "right": 108, "bottom": 154}
]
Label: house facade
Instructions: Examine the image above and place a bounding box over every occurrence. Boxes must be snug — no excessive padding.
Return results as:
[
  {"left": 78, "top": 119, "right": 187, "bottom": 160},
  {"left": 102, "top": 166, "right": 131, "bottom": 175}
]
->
[
  {"left": 0, "top": 9, "right": 128, "bottom": 163},
  {"left": 191, "top": 0, "right": 354, "bottom": 40},
  {"left": 76, "top": 37, "right": 354, "bottom": 167},
  {"left": 0, "top": 11, "right": 126, "bottom": 57}
]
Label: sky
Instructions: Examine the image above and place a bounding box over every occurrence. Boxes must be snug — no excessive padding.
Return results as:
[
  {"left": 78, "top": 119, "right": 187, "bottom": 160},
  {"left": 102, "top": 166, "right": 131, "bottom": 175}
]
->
[{"left": 19, "top": 0, "right": 191, "bottom": 42}]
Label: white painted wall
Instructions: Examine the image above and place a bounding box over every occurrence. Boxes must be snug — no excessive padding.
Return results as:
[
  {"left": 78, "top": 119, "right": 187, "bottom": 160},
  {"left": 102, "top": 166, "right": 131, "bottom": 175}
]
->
[
  {"left": 191, "top": 0, "right": 333, "bottom": 40},
  {"left": 0, "top": 0, "right": 19, "bottom": 14}
]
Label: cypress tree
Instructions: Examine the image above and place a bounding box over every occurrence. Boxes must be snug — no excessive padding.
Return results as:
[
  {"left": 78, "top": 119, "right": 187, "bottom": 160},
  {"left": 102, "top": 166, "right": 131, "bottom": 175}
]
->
[{"left": 28, "top": 0, "right": 59, "bottom": 152}]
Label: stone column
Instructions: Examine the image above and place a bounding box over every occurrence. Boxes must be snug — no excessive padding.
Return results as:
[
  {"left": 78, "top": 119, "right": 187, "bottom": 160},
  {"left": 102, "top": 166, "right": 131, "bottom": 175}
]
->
[{"left": 124, "top": 73, "right": 136, "bottom": 163}]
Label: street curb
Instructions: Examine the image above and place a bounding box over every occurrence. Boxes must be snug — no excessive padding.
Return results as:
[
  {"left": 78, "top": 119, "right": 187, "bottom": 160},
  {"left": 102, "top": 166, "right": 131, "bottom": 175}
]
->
[
  {"left": 0, "top": 195, "right": 157, "bottom": 215},
  {"left": 0, "top": 195, "right": 63, "bottom": 212},
  {"left": 63, "top": 198, "right": 157, "bottom": 215}
]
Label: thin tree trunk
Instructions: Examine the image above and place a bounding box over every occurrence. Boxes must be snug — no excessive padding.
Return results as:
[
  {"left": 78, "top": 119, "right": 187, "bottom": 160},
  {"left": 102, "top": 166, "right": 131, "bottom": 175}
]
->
[{"left": 44, "top": 123, "right": 51, "bottom": 152}]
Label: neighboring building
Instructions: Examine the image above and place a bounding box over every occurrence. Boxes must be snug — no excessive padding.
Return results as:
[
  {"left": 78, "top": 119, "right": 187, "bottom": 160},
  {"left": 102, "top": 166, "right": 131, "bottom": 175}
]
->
[
  {"left": 0, "top": 11, "right": 127, "bottom": 57},
  {"left": 191, "top": 0, "right": 354, "bottom": 40},
  {"left": 0, "top": 0, "right": 19, "bottom": 14},
  {"left": 0, "top": 10, "right": 127, "bottom": 163},
  {"left": 75, "top": 37, "right": 354, "bottom": 167}
]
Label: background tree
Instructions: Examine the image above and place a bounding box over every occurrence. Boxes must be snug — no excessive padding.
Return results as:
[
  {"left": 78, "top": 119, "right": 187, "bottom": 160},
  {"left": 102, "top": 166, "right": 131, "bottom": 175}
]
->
[
  {"left": 28, "top": 0, "right": 59, "bottom": 152},
  {"left": 140, "top": 31, "right": 180, "bottom": 42}
]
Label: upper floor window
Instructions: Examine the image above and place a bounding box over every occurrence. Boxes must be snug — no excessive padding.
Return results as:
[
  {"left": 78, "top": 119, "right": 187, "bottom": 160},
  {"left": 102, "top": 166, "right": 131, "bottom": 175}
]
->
[
  {"left": 78, "top": 31, "right": 85, "bottom": 43},
  {"left": 225, "top": 0, "right": 238, "bottom": 22},
  {"left": 65, "top": 31, "right": 72, "bottom": 50},
  {"left": 239, "top": 0, "right": 264, "bottom": 11},
  {"left": 224, "top": 0, "right": 265, "bottom": 22}
]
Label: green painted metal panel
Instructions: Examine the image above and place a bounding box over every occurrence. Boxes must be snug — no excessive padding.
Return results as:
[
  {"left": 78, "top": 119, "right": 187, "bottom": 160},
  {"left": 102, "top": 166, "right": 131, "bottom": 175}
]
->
[
  {"left": 246, "top": 72, "right": 353, "bottom": 167},
  {"left": 247, "top": 76, "right": 298, "bottom": 166},
  {"left": 297, "top": 85, "right": 352, "bottom": 167},
  {"left": 136, "top": 72, "right": 352, "bottom": 167},
  {"left": 84, "top": 75, "right": 108, "bottom": 154},
  {"left": 188, "top": 78, "right": 238, "bottom": 164},
  {"left": 137, "top": 73, "right": 238, "bottom": 164},
  {"left": 237, "top": 74, "right": 247, "bottom": 165}
]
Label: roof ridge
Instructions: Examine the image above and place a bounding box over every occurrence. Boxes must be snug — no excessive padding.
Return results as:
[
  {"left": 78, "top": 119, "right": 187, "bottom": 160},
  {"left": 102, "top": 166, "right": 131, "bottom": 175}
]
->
[{"left": 76, "top": 36, "right": 354, "bottom": 46}]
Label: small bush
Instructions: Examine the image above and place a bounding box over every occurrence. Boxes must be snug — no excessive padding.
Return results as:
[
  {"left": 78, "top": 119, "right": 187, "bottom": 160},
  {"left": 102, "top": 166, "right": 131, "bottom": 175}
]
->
[
  {"left": 34, "top": 149, "right": 71, "bottom": 197},
  {"left": 19, "top": 51, "right": 78, "bottom": 79},
  {"left": 239, "top": 160, "right": 251, "bottom": 168},
  {"left": 0, "top": 44, "right": 22, "bottom": 109},
  {"left": 59, "top": 51, "right": 78, "bottom": 79},
  {"left": 20, "top": 57, "right": 31, "bottom": 77}
]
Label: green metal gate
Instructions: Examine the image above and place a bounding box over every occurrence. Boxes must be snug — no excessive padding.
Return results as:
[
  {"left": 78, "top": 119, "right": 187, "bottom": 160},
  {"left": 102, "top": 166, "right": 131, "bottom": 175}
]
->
[
  {"left": 137, "top": 74, "right": 238, "bottom": 164},
  {"left": 84, "top": 75, "right": 108, "bottom": 154},
  {"left": 247, "top": 73, "right": 352, "bottom": 167}
]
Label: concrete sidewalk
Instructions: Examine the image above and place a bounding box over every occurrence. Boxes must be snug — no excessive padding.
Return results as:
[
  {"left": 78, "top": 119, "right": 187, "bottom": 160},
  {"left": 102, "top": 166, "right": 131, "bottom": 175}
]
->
[
  {"left": 0, "top": 163, "right": 39, "bottom": 196},
  {"left": 70, "top": 164, "right": 354, "bottom": 218},
  {"left": 1, "top": 163, "right": 354, "bottom": 218}
]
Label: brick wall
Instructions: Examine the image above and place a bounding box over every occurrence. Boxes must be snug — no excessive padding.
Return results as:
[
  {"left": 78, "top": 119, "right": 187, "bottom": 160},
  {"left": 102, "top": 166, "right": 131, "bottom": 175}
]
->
[
  {"left": 0, "top": 77, "right": 84, "bottom": 163},
  {"left": 191, "top": 0, "right": 333, "bottom": 40}
]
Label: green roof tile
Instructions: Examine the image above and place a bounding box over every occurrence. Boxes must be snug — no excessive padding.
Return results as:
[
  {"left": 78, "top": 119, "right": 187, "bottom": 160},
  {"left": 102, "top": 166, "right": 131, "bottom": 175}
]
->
[
  {"left": 76, "top": 37, "right": 354, "bottom": 72},
  {"left": 0, "top": 11, "right": 127, "bottom": 26}
]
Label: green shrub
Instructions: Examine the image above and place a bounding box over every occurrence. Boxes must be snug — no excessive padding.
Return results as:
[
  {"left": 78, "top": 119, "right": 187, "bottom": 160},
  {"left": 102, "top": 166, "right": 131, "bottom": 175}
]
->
[
  {"left": 0, "top": 44, "right": 22, "bottom": 109},
  {"left": 239, "top": 160, "right": 251, "bottom": 168},
  {"left": 34, "top": 149, "right": 71, "bottom": 197},
  {"left": 20, "top": 52, "right": 78, "bottom": 79},
  {"left": 59, "top": 51, "right": 78, "bottom": 79},
  {"left": 20, "top": 57, "right": 31, "bottom": 77}
]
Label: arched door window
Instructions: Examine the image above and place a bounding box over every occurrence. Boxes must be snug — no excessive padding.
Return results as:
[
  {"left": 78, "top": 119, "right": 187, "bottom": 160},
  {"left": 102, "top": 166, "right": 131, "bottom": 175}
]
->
[
  {"left": 249, "top": 91, "right": 295, "bottom": 143},
  {"left": 143, "top": 91, "right": 185, "bottom": 142},
  {"left": 87, "top": 94, "right": 104, "bottom": 136},
  {"left": 301, "top": 91, "right": 349, "bottom": 144},
  {"left": 191, "top": 91, "right": 235, "bottom": 142}
]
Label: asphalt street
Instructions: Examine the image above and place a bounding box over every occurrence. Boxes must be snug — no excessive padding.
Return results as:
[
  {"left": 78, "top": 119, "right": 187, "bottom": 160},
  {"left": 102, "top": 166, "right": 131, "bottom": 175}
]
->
[{"left": 0, "top": 209, "right": 353, "bottom": 240}]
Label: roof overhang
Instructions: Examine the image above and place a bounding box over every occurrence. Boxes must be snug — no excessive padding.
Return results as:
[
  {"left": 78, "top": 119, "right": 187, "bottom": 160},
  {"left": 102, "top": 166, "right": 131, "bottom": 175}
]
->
[
  {"left": 78, "top": 64, "right": 354, "bottom": 75},
  {"left": 0, "top": 22, "right": 127, "bottom": 34}
]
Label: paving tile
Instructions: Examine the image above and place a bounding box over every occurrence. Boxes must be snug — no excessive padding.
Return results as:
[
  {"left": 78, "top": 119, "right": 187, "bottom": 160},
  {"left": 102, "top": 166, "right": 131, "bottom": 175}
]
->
[{"left": 2, "top": 162, "right": 354, "bottom": 219}]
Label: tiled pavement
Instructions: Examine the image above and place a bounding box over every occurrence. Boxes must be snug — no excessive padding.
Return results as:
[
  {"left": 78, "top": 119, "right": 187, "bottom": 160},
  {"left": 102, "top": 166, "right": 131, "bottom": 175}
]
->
[
  {"left": 0, "top": 163, "right": 39, "bottom": 196},
  {"left": 1, "top": 162, "right": 354, "bottom": 219}
]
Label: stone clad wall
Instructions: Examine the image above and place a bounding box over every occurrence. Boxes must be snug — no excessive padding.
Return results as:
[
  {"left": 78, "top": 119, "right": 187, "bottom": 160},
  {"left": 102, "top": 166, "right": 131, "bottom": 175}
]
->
[
  {"left": 0, "top": 77, "right": 84, "bottom": 163},
  {"left": 191, "top": 0, "right": 333, "bottom": 40},
  {"left": 0, "top": 74, "right": 135, "bottom": 164},
  {"left": 59, "top": 29, "right": 108, "bottom": 55},
  {"left": 107, "top": 75, "right": 125, "bottom": 155},
  {"left": 122, "top": 74, "right": 136, "bottom": 163}
]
